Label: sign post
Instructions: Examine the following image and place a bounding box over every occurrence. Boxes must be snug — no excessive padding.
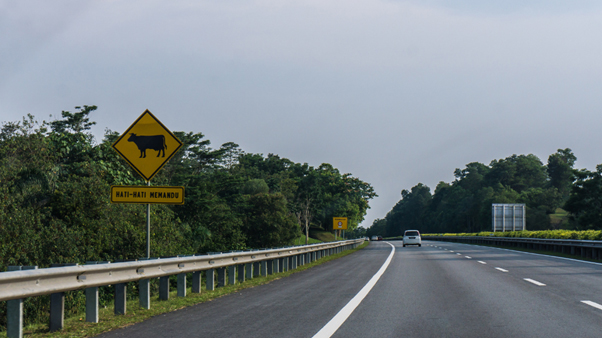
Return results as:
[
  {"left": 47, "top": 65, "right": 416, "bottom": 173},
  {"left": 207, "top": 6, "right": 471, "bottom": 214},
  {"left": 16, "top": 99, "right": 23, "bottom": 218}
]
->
[{"left": 112, "top": 110, "right": 183, "bottom": 258}]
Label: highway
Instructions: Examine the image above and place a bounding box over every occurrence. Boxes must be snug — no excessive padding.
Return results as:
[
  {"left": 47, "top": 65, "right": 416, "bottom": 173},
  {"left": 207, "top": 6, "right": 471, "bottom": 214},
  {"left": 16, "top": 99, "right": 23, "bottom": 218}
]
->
[{"left": 97, "top": 241, "right": 602, "bottom": 337}]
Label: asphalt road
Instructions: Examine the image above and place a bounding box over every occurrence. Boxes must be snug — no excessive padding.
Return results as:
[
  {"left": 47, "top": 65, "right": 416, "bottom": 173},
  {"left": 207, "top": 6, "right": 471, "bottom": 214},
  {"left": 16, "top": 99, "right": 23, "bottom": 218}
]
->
[{"left": 97, "top": 241, "right": 602, "bottom": 338}]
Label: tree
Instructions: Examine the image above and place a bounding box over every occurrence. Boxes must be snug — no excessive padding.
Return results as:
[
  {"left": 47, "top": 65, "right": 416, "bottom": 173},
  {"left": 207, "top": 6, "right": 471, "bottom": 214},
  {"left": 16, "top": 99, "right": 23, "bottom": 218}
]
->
[{"left": 547, "top": 148, "right": 576, "bottom": 201}]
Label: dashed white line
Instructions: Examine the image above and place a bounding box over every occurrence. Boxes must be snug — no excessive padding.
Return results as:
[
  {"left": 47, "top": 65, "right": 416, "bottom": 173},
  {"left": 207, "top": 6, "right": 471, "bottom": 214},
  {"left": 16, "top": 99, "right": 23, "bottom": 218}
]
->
[
  {"left": 456, "top": 253, "right": 461, "bottom": 255},
  {"left": 524, "top": 278, "right": 546, "bottom": 286},
  {"left": 582, "top": 301, "right": 602, "bottom": 311},
  {"left": 495, "top": 267, "right": 508, "bottom": 272},
  {"left": 450, "top": 251, "right": 454, "bottom": 252},
  {"left": 478, "top": 261, "right": 487, "bottom": 264},
  {"left": 465, "top": 256, "right": 472, "bottom": 259}
]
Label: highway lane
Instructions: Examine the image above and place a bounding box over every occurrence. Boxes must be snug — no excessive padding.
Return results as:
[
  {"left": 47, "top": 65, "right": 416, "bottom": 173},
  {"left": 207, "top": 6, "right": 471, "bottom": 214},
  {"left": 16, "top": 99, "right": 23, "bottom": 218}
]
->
[
  {"left": 334, "top": 240, "right": 602, "bottom": 338},
  {"left": 96, "top": 243, "right": 392, "bottom": 338},
  {"left": 97, "top": 241, "right": 602, "bottom": 337}
]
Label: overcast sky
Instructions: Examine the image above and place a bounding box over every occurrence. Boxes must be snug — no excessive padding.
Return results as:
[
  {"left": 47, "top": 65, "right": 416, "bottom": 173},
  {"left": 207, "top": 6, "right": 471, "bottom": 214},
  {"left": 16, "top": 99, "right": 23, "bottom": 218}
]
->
[{"left": 2, "top": 0, "right": 601, "bottom": 228}]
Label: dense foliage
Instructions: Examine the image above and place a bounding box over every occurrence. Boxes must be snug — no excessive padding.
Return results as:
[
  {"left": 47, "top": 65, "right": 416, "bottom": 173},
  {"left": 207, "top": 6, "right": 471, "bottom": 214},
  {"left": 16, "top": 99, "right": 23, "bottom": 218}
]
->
[
  {"left": 367, "top": 149, "right": 601, "bottom": 237},
  {"left": 0, "top": 106, "right": 375, "bottom": 328}
]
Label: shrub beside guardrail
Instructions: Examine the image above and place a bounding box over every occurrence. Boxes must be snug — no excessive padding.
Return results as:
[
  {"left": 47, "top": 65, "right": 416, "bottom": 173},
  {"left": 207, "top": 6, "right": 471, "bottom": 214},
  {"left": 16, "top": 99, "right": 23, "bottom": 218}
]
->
[{"left": 1, "top": 239, "right": 364, "bottom": 338}]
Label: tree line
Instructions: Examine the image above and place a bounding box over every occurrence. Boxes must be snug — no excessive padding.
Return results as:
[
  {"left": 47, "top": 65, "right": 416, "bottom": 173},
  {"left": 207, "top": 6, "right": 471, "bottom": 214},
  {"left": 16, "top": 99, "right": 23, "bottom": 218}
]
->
[
  {"left": 0, "top": 106, "right": 376, "bottom": 271},
  {"left": 366, "top": 149, "right": 602, "bottom": 237}
]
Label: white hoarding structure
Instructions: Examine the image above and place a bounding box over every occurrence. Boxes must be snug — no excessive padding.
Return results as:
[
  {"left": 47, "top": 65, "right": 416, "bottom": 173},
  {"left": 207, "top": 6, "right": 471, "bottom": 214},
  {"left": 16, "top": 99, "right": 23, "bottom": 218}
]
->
[{"left": 492, "top": 204, "right": 525, "bottom": 232}]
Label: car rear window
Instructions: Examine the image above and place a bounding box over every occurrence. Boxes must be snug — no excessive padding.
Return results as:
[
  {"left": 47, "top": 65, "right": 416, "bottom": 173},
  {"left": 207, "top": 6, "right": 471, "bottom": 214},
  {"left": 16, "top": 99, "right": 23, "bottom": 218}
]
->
[{"left": 405, "top": 231, "right": 419, "bottom": 237}]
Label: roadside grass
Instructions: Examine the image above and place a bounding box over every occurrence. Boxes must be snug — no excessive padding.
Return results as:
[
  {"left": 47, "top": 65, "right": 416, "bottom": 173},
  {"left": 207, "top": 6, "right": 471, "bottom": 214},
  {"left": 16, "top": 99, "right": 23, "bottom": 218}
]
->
[
  {"left": 549, "top": 208, "right": 570, "bottom": 229},
  {"left": 309, "top": 230, "right": 336, "bottom": 242},
  {"left": 1, "top": 241, "right": 369, "bottom": 338},
  {"left": 291, "top": 236, "right": 322, "bottom": 246}
]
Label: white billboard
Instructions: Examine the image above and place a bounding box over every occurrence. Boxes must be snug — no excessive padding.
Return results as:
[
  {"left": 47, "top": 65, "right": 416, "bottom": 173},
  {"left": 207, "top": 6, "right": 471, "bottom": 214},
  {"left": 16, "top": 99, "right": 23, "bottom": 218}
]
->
[{"left": 492, "top": 204, "right": 525, "bottom": 232}]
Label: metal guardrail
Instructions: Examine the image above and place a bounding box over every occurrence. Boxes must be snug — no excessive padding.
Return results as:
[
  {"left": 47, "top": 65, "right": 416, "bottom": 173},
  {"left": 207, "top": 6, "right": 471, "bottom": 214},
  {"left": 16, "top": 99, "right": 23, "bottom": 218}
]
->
[
  {"left": 426, "top": 236, "right": 602, "bottom": 258},
  {"left": 0, "top": 239, "right": 363, "bottom": 302},
  {"left": 2, "top": 239, "right": 364, "bottom": 337}
]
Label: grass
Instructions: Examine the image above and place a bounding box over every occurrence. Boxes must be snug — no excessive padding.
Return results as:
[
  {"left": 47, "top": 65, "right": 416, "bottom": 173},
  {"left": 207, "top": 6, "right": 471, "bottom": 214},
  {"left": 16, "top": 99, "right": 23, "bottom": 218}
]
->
[
  {"left": 290, "top": 235, "right": 323, "bottom": 246},
  {"left": 1, "top": 241, "right": 369, "bottom": 338},
  {"left": 549, "top": 208, "right": 570, "bottom": 229},
  {"left": 309, "top": 229, "right": 337, "bottom": 242}
]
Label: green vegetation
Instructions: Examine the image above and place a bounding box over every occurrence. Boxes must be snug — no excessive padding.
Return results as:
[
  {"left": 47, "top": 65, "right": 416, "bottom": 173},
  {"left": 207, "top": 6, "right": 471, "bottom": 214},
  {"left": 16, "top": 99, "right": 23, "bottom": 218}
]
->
[
  {"left": 367, "top": 149, "right": 602, "bottom": 238},
  {"left": 0, "top": 241, "right": 368, "bottom": 338},
  {"left": 0, "top": 107, "right": 375, "bottom": 331},
  {"left": 424, "top": 229, "right": 602, "bottom": 240}
]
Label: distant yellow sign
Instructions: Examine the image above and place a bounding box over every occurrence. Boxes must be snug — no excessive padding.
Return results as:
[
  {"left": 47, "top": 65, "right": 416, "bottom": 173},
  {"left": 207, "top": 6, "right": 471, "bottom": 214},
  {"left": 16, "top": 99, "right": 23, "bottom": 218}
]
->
[
  {"left": 333, "top": 217, "right": 348, "bottom": 230},
  {"left": 111, "top": 186, "right": 185, "bottom": 204},
  {"left": 112, "top": 110, "right": 183, "bottom": 182}
]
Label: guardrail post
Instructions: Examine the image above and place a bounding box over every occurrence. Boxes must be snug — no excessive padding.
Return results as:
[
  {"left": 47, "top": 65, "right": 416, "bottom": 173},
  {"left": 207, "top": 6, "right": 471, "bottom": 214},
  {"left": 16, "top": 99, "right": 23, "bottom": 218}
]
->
[
  {"left": 85, "top": 286, "right": 99, "bottom": 322},
  {"left": 178, "top": 273, "right": 187, "bottom": 297},
  {"left": 114, "top": 283, "right": 127, "bottom": 315},
  {"left": 261, "top": 260, "right": 268, "bottom": 276},
  {"left": 267, "top": 259, "right": 273, "bottom": 275},
  {"left": 228, "top": 265, "right": 236, "bottom": 285},
  {"left": 273, "top": 258, "right": 279, "bottom": 273},
  {"left": 160, "top": 276, "right": 170, "bottom": 300},
  {"left": 140, "top": 279, "right": 150, "bottom": 309},
  {"left": 192, "top": 271, "right": 202, "bottom": 293},
  {"left": 7, "top": 266, "right": 37, "bottom": 338},
  {"left": 283, "top": 256, "right": 289, "bottom": 271},
  {"left": 253, "top": 262, "right": 260, "bottom": 277},
  {"left": 206, "top": 269, "right": 215, "bottom": 290},
  {"left": 245, "top": 263, "right": 253, "bottom": 279},
  {"left": 50, "top": 291, "right": 65, "bottom": 331},
  {"left": 50, "top": 263, "right": 77, "bottom": 331},
  {"left": 218, "top": 267, "right": 226, "bottom": 287},
  {"left": 238, "top": 264, "right": 245, "bottom": 282},
  {"left": 278, "top": 258, "right": 284, "bottom": 272},
  {"left": 292, "top": 255, "right": 297, "bottom": 269},
  {"left": 85, "top": 261, "right": 108, "bottom": 321}
]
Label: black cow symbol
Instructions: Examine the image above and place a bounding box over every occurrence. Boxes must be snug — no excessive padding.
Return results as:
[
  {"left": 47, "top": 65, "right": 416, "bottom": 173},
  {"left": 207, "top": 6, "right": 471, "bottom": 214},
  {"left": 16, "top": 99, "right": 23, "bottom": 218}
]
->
[{"left": 127, "top": 133, "right": 166, "bottom": 158}]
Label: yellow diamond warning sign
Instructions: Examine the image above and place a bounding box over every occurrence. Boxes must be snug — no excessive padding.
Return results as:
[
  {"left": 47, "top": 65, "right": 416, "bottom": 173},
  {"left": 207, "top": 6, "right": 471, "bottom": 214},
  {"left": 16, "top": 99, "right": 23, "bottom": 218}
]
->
[{"left": 112, "top": 110, "right": 182, "bottom": 182}]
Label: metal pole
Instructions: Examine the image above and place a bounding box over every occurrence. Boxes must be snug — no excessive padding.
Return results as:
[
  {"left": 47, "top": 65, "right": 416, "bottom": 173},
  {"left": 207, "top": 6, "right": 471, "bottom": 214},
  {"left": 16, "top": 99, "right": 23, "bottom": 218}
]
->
[{"left": 147, "top": 181, "right": 150, "bottom": 259}]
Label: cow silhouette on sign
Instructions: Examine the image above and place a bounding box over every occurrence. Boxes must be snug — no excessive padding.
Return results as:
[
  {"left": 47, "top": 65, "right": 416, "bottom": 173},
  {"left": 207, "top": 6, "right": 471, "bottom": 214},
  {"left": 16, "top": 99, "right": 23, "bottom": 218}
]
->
[{"left": 128, "top": 133, "right": 166, "bottom": 158}]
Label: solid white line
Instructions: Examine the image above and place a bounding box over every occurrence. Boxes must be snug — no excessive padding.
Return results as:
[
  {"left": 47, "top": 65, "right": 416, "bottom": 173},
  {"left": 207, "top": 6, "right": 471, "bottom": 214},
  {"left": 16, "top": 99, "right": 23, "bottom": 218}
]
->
[
  {"left": 478, "top": 261, "right": 487, "bottom": 264},
  {"left": 524, "top": 278, "right": 546, "bottom": 286},
  {"left": 495, "top": 267, "right": 508, "bottom": 272},
  {"left": 582, "top": 300, "right": 602, "bottom": 311},
  {"left": 465, "top": 256, "right": 472, "bottom": 259},
  {"left": 312, "top": 242, "right": 395, "bottom": 338}
]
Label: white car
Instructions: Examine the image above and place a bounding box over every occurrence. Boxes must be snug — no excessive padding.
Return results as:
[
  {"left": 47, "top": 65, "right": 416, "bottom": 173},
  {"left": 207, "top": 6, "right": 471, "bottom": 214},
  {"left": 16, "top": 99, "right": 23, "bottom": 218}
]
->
[
  {"left": 403, "top": 230, "right": 421, "bottom": 247},
  {"left": 371, "top": 236, "right": 378, "bottom": 241}
]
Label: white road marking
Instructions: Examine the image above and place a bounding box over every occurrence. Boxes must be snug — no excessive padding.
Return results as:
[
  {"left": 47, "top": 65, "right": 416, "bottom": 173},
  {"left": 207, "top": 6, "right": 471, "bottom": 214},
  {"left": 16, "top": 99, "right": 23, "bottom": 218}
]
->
[
  {"left": 582, "top": 301, "right": 602, "bottom": 311},
  {"left": 495, "top": 267, "right": 508, "bottom": 272},
  {"left": 524, "top": 278, "right": 546, "bottom": 286},
  {"left": 478, "top": 261, "right": 487, "bottom": 264},
  {"left": 312, "top": 242, "right": 395, "bottom": 338},
  {"left": 450, "top": 250, "right": 454, "bottom": 252},
  {"left": 465, "top": 256, "right": 471, "bottom": 259},
  {"left": 457, "top": 253, "right": 461, "bottom": 255}
]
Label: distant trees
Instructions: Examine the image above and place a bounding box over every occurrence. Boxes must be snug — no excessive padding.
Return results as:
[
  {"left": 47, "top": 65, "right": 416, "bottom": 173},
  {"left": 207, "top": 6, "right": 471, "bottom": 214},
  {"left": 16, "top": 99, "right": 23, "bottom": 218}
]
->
[{"left": 367, "top": 149, "right": 586, "bottom": 236}]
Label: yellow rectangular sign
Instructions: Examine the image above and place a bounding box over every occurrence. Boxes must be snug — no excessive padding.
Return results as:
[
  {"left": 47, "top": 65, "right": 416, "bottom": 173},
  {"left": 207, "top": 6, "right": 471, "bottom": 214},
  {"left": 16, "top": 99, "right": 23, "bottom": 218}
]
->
[
  {"left": 333, "top": 217, "right": 348, "bottom": 230},
  {"left": 111, "top": 186, "right": 184, "bottom": 204}
]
